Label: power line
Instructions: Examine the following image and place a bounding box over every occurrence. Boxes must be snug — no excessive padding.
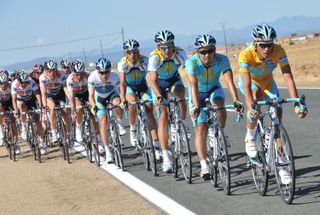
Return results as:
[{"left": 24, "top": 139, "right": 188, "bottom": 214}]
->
[{"left": 0, "top": 31, "right": 121, "bottom": 53}]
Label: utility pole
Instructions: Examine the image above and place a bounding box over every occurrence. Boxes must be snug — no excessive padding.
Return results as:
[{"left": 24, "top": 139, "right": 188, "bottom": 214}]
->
[
  {"left": 99, "top": 40, "right": 104, "bottom": 58},
  {"left": 121, "top": 27, "right": 125, "bottom": 45},
  {"left": 220, "top": 23, "right": 228, "bottom": 55},
  {"left": 82, "top": 47, "right": 87, "bottom": 66}
]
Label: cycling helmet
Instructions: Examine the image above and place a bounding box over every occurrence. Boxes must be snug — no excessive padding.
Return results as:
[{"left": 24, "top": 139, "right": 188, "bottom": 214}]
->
[
  {"left": 194, "top": 33, "right": 216, "bottom": 49},
  {"left": 154, "top": 30, "right": 175, "bottom": 44},
  {"left": 95, "top": 58, "right": 111, "bottom": 72},
  {"left": 17, "top": 70, "right": 29, "bottom": 82},
  {"left": 71, "top": 59, "right": 85, "bottom": 73},
  {"left": 123, "top": 39, "right": 140, "bottom": 51},
  {"left": 252, "top": 24, "right": 277, "bottom": 41},
  {"left": 0, "top": 70, "right": 9, "bottom": 83},
  {"left": 61, "top": 59, "right": 71, "bottom": 68},
  {"left": 44, "top": 59, "right": 57, "bottom": 70},
  {"left": 32, "top": 64, "right": 44, "bottom": 73},
  {"left": 8, "top": 70, "right": 16, "bottom": 77}
]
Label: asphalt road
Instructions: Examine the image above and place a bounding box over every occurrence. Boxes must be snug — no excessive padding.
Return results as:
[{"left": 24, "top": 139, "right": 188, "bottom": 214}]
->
[{"left": 118, "top": 89, "right": 320, "bottom": 215}]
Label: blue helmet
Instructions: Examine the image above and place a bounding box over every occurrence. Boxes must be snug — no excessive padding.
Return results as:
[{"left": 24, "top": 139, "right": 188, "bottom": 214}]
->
[
  {"left": 154, "top": 30, "right": 175, "bottom": 44},
  {"left": 95, "top": 58, "right": 111, "bottom": 72},
  {"left": 252, "top": 24, "right": 277, "bottom": 41},
  {"left": 194, "top": 33, "right": 216, "bottom": 49}
]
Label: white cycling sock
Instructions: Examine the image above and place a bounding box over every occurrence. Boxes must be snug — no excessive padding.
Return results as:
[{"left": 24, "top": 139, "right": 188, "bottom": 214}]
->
[
  {"left": 200, "top": 159, "right": 208, "bottom": 170},
  {"left": 245, "top": 127, "right": 256, "bottom": 140},
  {"left": 117, "top": 118, "right": 124, "bottom": 126},
  {"left": 162, "top": 150, "right": 170, "bottom": 163},
  {"left": 130, "top": 124, "right": 136, "bottom": 131}
]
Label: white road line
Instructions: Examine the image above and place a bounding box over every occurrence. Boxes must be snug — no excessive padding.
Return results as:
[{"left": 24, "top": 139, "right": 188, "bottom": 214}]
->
[{"left": 73, "top": 143, "right": 196, "bottom": 215}]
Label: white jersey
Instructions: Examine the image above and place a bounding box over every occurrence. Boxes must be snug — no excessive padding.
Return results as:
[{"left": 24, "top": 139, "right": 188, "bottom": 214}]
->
[
  {"left": 67, "top": 72, "right": 89, "bottom": 94},
  {"left": 11, "top": 78, "right": 38, "bottom": 101},
  {"left": 0, "top": 83, "right": 11, "bottom": 102},
  {"left": 88, "top": 70, "right": 120, "bottom": 98},
  {"left": 39, "top": 70, "right": 67, "bottom": 95}
]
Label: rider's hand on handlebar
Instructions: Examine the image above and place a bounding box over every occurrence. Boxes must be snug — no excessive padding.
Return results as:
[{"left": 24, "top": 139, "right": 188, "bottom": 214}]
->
[
  {"left": 295, "top": 105, "right": 308, "bottom": 119},
  {"left": 233, "top": 100, "right": 244, "bottom": 113},
  {"left": 190, "top": 105, "right": 200, "bottom": 119}
]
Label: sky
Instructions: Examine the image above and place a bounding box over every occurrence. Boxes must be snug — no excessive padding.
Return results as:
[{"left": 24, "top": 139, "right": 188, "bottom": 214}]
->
[{"left": 0, "top": 0, "right": 319, "bottom": 66}]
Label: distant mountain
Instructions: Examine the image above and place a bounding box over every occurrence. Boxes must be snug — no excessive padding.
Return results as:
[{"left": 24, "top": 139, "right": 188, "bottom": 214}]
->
[{"left": 4, "top": 15, "right": 320, "bottom": 69}]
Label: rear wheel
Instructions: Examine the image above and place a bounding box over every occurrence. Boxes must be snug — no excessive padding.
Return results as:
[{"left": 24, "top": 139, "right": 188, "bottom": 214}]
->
[
  {"left": 274, "top": 125, "right": 295, "bottom": 204},
  {"left": 83, "top": 120, "right": 93, "bottom": 163},
  {"left": 251, "top": 126, "right": 269, "bottom": 196},
  {"left": 142, "top": 119, "right": 157, "bottom": 176},
  {"left": 177, "top": 121, "right": 192, "bottom": 183}
]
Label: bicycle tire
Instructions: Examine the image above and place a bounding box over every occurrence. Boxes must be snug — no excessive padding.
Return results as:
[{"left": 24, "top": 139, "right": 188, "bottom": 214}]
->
[
  {"left": 89, "top": 118, "right": 100, "bottom": 167},
  {"left": 251, "top": 126, "right": 268, "bottom": 196},
  {"left": 215, "top": 126, "right": 231, "bottom": 195},
  {"left": 61, "top": 123, "right": 71, "bottom": 164},
  {"left": 28, "top": 123, "right": 37, "bottom": 161},
  {"left": 33, "top": 123, "right": 42, "bottom": 163},
  {"left": 206, "top": 132, "right": 218, "bottom": 187},
  {"left": 57, "top": 120, "right": 67, "bottom": 160},
  {"left": 139, "top": 119, "right": 150, "bottom": 170},
  {"left": 8, "top": 123, "right": 16, "bottom": 162},
  {"left": 143, "top": 119, "right": 157, "bottom": 176},
  {"left": 110, "top": 119, "right": 124, "bottom": 170},
  {"left": 83, "top": 119, "right": 93, "bottom": 163},
  {"left": 177, "top": 120, "right": 192, "bottom": 183},
  {"left": 273, "top": 124, "right": 295, "bottom": 204}
]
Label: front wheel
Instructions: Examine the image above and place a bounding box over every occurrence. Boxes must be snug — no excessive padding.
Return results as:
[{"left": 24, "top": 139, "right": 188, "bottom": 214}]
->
[
  {"left": 251, "top": 126, "right": 268, "bottom": 196},
  {"left": 177, "top": 121, "right": 192, "bottom": 183},
  {"left": 141, "top": 119, "right": 157, "bottom": 176},
  {"left": 273, "top": 124, "right": 295, "bottom": 204},
  {"left": 110, "top": 119, "right": 124, "bottom": 171},
  {"left": 89, "top": 118, "right": 100, "bottom": 167}
]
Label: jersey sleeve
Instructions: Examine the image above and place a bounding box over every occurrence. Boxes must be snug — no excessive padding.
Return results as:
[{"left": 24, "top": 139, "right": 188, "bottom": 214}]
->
[
  {"left": 276, "top": 46, "right": 289, "bottom": 68},
  {"left": 220, "top": 55, "right": 232, "bottom": 73},
  {"left": 11, "top": 83, "right": 17, "bottom": 94},
  {"left": 87, "top": 73, "right": 95, "bottom": 89},
  {"left": 185, "top": 58, "right": 195, "bottom": 75},
  {"left": 117, "top": 60, "right": 126, "bottom": 73},
  {"left": 148, "top": 55, "right": 160, "bottom": 71},
  {"left": 238, "top": 49, "right": 251, "bottom": 73},
  {"left": 175, "top": 49, "right": 187, "bottom": 67}
]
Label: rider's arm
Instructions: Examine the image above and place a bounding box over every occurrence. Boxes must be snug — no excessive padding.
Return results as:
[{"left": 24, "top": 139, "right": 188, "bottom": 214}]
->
[
  {"left": 11, "top": 93, "right": 18, "bottom": 113},
  {"left": 149, "top": 70, "right": 161, "bottom": 98},
  {"left": 222, "top": 69, "right": 240, "bottom": 102},
  {"left": 187, "top": 73, "right": 199, "bottom": 107},
  {"left": 68, "top": 89, "right": 76, "bottom": 110},
  {"left": 240, "top": 71, "right": 254, "bottom": 110},
  {"left": 63, "top": 84, "right": 69, "bottom": 101},
  {"left": 88, "top": 86, "right": 95, "bottom": 108},
  {"left": 34, "top": 90, "right": 42, "bottom": 109},
  {"left": 280, "top": 64, "right": 299, "bottom": 101},
  {"left": 118, "top": 72, "right": 126, "bottom": 102}
]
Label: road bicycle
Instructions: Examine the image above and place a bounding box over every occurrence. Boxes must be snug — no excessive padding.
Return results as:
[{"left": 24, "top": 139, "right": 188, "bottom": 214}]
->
[
  {"left": 0, "top": 111, "right": 17, "bottom": 161},
  {"left": 202, "top": 99, "right": 242, "bottom": 194},
  {"left": 128, "top": 97, "right": 157, "bottom": 176},
  {"left": 248, "top": 92, "right": 306, "bottom": 204}
]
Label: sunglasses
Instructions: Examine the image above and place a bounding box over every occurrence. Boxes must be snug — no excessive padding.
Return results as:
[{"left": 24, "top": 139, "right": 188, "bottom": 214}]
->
[
  {"left": 258, "top": 43, "right": 274, "bottom": 49},
  {"left": 159, "top": 44, "right": 174, "bottom": 51},
  {"left": 198, "top": 49, "right": 215, "bottom": 55},
  {"left": 99, "top": 70, "right": 110, "bottom": 75},
  {"left": 126, "top": 50, "right": 139, "bottom": 55}
]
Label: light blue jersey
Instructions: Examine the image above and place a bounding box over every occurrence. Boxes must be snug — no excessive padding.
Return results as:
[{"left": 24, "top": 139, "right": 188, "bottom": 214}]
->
[{"left": 185, "top": 53, "right": 231, "bottom": 92}]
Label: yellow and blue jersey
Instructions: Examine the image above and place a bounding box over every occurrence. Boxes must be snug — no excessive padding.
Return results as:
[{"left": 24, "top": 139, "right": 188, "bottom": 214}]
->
[{"left": 238, "top": 43, "right": 289, "bottom": 91}]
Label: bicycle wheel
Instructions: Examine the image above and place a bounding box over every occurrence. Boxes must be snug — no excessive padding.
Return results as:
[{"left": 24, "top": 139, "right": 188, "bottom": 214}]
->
[
  {"left": 143, "top": 119, "right": 157, "bottom": 176},
  {"left": 7, "top": 124, "right": 16, "bottom": 162},
  {"left": 216, "top": 126, "right": 231, "bottom": 195},
  {"left": 57, "top": 121, "right": 67, "bottom": 160},
  {"left": 32, "top": 123, "right": 42, "bottom": 163},
  {"left": 177, "top": 120, "right": 192, "bottom": 183},
  {"left": 89, "top": 118, "right": 100, "bottom": 167},
  {"left": 206, "top": 133, "right": 217, "bottom": 187},
  {"left": 61, "top": 123, "right": 71, "bottom": 164},
  {"left": 110, "top": 119, "right": 124, "bottom": 170},
  {"left": 83, "top": 120, "right": 93, "bottom": 163},
  {"left": 273, "top": 124, "right": 295, "bottom": 204},
  {"left": 138, "top": 120, "right": 150, "bottom": 170},
  {"left": 251, "top": 126, "right": 269, "bottom": 196}
]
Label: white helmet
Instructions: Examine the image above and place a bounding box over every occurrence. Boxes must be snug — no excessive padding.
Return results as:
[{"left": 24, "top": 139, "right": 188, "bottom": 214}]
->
[
  {"left": 71, "top": 59, "right": 85, "bottom": 73},
  {"left": 17, "top": 70, "right": 29, "bottom": 82},
  {"left": 123, "top": 39, "right": 139, "bottom": 51},
  {"left": 0, "top": 70, "right": 9, "bottom": 83},
  {"left": 252, "top": 24, "right": 277, "bottom": 41},
  {"left": 194, "top": 33, "right": 216, "bottom": 49},
  {"left": 44, "top": 59, "right": 57, "bottom": 70},
  {"left": 154, "top": 30, "right": 175, "bottom": 44}
]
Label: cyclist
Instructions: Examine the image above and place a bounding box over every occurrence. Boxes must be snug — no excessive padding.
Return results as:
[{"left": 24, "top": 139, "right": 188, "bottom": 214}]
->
[
  {"left": 11, "top": 70, "right": 46, "bottom": 154},
  {"left": 88, "top": 57, "right": 126, "bottom": 163},
  {"left": 60, "top": 59, "right": 72, "bottom": 77},
  {"left": 118, "top": 39, "right": 160, "bottom": 155},
  {"left": 40, "top": 59, "right": 71, "bottom": 143},
  {"left": 238, "top": 24, "right": 308, "bottom": 183},
  {"left": 30, "top": 64, "right": 44, "bottom": 88},
  {"left": 67, "top": 59, "right": 91, "bottom": 143},
  {"left": 186, "top": 33, "right": 242, "bottom": 180},
  {"left": 148, "top": 30, "right": 188, "bottom": 172},
  {"left": 0, "top": 70, "right": 20, "bottom": 153}
]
